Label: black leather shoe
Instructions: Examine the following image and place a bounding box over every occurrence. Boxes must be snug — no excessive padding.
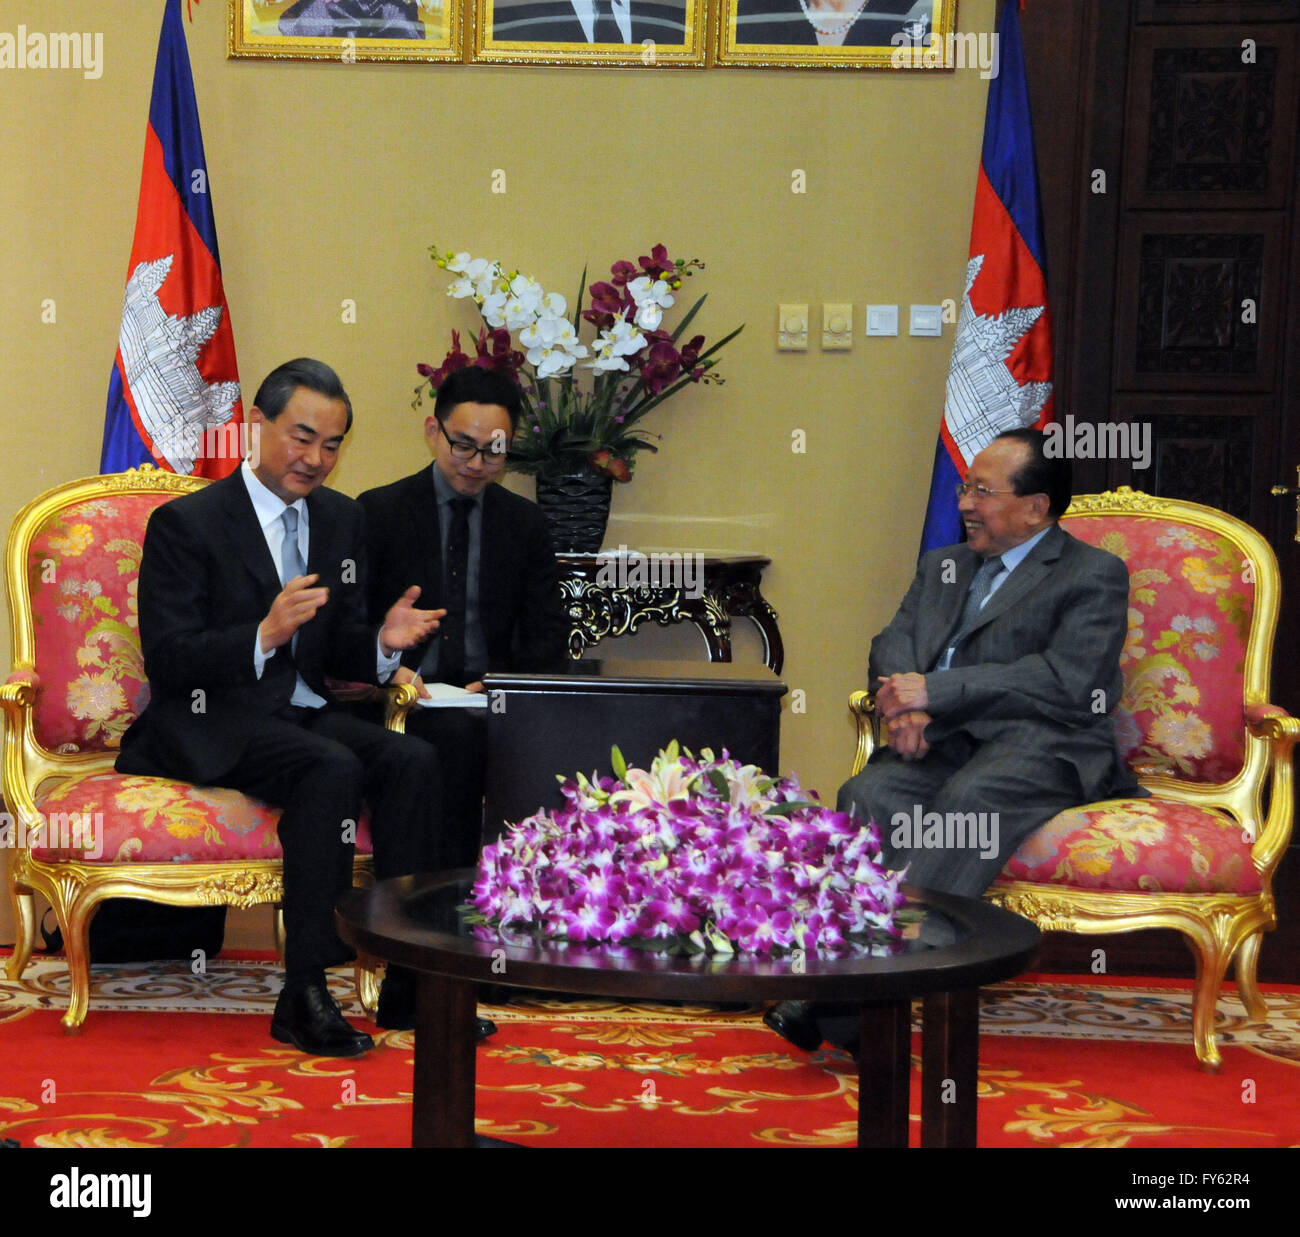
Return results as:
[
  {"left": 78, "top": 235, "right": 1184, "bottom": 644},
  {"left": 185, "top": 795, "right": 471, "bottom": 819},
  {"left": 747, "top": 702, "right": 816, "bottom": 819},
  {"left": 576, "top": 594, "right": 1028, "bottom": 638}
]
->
[
  {"left": 763, "top": 1000, "right": 824, "bottom": 1053},
  {"left": 477, "top": 1016, "right": 497, "bottom": 1042},
  {"left": 272, "top": 980, "right": 374, "bottom": 1057},
  {"left": 375, "top": 968, "right": 417, "bottom": 1031}
]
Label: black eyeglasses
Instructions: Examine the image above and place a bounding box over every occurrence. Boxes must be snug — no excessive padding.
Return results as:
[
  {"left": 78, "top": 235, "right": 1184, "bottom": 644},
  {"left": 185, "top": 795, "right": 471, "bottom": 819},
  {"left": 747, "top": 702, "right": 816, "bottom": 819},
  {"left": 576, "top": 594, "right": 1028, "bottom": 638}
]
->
[{"left": 439, "top": 422, "right": 507, "bottom": 466}]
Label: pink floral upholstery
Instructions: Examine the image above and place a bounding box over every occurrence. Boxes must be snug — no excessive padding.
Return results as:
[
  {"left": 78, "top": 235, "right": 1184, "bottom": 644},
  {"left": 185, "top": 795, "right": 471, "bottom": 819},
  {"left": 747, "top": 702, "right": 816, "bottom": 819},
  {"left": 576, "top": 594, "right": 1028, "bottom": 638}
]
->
[
  {"left": 1063, "top": 514, "right": 1253, "bottom": 784},
  {"left": 1003, "top": 798, "right": 1259, "bottom": 894},
  {"left": 32, "top": 774, "right": 373, "bottom": 864},
  {"left": 25, "top": 494, "right": 163, "bottom": 754}
]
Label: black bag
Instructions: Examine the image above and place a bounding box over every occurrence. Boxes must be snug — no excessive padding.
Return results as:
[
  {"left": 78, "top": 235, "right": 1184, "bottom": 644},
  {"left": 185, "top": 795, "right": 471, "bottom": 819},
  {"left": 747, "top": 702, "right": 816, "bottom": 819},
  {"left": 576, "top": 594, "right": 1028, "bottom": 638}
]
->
[{"left": 41, "top": 900, "right": 226, "bottom": 963}]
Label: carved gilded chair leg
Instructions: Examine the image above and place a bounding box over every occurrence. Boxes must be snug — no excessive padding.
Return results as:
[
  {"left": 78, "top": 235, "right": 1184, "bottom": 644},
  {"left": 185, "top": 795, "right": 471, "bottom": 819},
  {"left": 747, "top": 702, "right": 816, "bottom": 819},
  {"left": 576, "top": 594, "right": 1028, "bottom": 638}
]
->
[
  {"left": 1231, "top": 930, "right": 1268, "bottom": 1022},
  {"left": 272, "top": 906, "right": 285, "bottom": 959},
  {"left": 4, "top": 886, "right": 36, "bottom": 980},
  {"left": 58, "top": 891, "right": 96, "bottom": 1034},
  {"left": 356, "top": 958, "right": 380, "bottom": 1013},
  {"left": 1183, "top": 931, "right": 1228, "bottom": 1073}
]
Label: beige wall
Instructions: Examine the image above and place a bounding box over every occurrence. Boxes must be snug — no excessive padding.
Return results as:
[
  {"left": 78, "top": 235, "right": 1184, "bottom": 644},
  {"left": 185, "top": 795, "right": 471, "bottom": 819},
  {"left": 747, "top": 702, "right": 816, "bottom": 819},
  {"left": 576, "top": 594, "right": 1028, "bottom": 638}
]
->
[{"left": 0, "top": 0, "right": 996, "bottom": 949}]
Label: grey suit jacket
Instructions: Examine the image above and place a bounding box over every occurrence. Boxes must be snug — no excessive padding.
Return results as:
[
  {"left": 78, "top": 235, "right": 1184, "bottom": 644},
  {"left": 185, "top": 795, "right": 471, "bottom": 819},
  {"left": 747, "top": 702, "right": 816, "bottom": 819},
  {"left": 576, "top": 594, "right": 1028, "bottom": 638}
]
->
[{"left": 869, "top": 523, "right": 1134, "bottom": 801}]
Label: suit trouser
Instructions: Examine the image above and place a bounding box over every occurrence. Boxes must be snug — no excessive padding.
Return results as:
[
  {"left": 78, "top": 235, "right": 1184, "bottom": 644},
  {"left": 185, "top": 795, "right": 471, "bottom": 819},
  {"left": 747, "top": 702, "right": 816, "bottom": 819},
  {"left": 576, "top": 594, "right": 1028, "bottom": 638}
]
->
[
  {"left": 209, "top": 709, "right": 440, "bottom": 976},
  {"left": 400, "top": 706, "right": 487, "bottom": 870},
  {"left": 836, "top": 729, "right": 1086, "bottom": 899}
]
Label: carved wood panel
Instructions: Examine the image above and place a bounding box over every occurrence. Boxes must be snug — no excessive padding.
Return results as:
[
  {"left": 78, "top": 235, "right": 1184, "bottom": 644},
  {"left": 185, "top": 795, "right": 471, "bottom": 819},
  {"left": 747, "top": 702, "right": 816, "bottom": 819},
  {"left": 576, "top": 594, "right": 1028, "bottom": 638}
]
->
[
  {"left": 1137, "top": 0, "right": 1299, "bottom": 23},
  {"left": 1126, "top": 25, "right": 1297, "bottom": 208},
  {"left": 1114, "top": 213, "right": 1284, "bottom": 389}
]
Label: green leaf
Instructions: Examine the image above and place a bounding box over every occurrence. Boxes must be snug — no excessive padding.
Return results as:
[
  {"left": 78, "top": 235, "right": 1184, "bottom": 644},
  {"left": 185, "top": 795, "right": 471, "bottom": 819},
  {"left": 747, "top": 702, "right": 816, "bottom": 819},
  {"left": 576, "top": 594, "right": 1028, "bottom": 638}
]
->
[
  {"left": 763, "top": 800, "right": 819, "bottom": 817},
  {"left": 611, "top": 744, "right": 628, "bottom": 780},
  {"left": 706, "top": 768, "right": 731, "bottom": 799}
]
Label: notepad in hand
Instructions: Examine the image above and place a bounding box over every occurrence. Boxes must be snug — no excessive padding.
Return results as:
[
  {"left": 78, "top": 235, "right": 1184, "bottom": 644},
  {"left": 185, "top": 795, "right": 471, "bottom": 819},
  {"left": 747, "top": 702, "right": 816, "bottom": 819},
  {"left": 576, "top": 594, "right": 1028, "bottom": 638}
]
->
[{"left": 415, "top": 682, "right": 489, "bottom": 709}]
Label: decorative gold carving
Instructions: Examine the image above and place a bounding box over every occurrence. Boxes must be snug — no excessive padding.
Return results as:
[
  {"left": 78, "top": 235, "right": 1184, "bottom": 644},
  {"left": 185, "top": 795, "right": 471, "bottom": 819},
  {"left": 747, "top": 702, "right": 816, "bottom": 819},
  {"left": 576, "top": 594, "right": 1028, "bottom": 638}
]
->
[{"left": 196, "top": 871, "right": 284, "bottom": 909}]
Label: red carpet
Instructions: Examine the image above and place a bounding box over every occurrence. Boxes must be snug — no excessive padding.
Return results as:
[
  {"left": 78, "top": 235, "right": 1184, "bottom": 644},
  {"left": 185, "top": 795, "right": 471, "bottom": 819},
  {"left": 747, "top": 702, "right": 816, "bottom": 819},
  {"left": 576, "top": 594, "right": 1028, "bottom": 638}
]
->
[{"left": 2, "top": 968, "right": 1297, "bottom": 1149}]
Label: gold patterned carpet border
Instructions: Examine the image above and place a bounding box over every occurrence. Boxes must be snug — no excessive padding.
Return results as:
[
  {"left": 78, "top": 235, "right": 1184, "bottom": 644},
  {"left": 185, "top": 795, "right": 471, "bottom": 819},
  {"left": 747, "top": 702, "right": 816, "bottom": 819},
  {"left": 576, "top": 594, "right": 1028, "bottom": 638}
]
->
[{"left": 3, "top": 955, "right": 1298, "bottom": 1053}]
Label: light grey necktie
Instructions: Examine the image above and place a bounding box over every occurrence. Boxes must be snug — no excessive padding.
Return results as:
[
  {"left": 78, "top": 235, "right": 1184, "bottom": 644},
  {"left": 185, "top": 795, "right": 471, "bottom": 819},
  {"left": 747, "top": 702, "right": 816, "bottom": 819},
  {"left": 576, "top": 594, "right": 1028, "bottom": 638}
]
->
[
  {"left": 280, "top": 507, "right": 305, "bottom": 584},
  {"left": 280, "top": 507, "right": 305, "bottom": 655}
]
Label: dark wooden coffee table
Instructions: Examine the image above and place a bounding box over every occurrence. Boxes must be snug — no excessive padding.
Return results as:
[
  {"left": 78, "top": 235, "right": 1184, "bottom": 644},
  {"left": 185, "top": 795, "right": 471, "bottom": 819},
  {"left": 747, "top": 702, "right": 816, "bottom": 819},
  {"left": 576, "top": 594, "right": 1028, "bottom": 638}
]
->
[{"left": 337, "top": 873, "right": 1040, "bottom": 1148}]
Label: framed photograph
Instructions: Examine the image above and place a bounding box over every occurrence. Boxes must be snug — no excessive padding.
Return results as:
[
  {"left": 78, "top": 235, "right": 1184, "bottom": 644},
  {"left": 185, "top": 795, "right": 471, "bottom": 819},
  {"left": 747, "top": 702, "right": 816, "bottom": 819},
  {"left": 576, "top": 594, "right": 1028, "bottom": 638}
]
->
[
  {"left": 715, "top": 0, "right": 958, "bottom": 69},
  {"left": 472, "top": 0, "right": 707, "bottom": 67},
  {"left": 229, "top": 1, "right": 463, "bottom": 62}
]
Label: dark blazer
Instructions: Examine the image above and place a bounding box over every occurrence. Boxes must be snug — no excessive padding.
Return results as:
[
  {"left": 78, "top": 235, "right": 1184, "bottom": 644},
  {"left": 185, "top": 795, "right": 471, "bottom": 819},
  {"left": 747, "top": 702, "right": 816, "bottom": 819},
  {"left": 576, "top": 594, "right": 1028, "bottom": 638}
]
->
[
  {"left": 734, "top": 0, "right": 924, "bottom": 47},
  {"left": 869, "top": 523, "right": 1134, "bottom": 801},
  {"left": 492, "top": 1, "right": 687, "bottom": 43},
  {"left": 357, "top": 469, "right": 568, "bottom": 676},
  {"left": 117, "top": 470, "right": 381, "bottom": 784}
]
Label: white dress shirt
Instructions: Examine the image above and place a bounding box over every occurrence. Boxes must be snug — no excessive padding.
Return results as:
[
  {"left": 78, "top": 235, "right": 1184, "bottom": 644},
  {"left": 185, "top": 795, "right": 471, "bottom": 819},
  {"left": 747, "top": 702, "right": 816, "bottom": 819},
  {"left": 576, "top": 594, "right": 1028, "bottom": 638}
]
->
[{"left": 242, "top": 461, "right": 398, "bottom": 706}]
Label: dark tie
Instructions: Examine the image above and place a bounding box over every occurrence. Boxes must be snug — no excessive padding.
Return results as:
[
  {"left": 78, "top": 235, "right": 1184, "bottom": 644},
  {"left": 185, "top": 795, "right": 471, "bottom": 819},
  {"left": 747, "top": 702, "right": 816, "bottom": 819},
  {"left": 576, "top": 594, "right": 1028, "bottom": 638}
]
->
[
  {"left": 593, "top": 0, "right": 623, "bottom": 43},
  {"left": 439, "top": 497, "right": 474, "bottom": 686},
  {"left": 953, "top": 554, "right": 1004, "bottom": 644}
]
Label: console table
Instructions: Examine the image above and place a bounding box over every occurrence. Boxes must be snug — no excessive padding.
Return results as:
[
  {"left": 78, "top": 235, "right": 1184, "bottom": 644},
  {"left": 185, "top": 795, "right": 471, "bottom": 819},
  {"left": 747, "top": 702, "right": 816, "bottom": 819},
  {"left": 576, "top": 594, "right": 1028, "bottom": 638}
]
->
[
  {"left": 481, "top": 659, "right": 786, "bottom": 845},
  {"left": 557, "top": 552, "right": 783, "bottom": 673}
]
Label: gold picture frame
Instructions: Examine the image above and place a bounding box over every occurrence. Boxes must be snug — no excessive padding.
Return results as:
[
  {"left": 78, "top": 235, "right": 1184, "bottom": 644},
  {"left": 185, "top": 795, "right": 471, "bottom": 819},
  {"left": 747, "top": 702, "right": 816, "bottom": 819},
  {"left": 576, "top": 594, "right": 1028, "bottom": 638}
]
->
[
  {"left": 715, "top": 0, "right": 958, "bottom": 70},
  {"left": 472, "top": 0, "right": 707, "bottom": 67},
  {"left": 229, "top": 0, "right": 463, "bottom": 62}
]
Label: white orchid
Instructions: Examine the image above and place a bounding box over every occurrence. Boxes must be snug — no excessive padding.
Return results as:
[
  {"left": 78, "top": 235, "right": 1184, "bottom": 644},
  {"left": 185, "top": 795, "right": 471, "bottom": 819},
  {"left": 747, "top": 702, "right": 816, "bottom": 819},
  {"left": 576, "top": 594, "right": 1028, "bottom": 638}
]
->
[
  {"left": 627, "top": 275, "right": 675, "bottom": 331},
  {"left": 586, "top": 320, "right": 646, "bottom": 372}
]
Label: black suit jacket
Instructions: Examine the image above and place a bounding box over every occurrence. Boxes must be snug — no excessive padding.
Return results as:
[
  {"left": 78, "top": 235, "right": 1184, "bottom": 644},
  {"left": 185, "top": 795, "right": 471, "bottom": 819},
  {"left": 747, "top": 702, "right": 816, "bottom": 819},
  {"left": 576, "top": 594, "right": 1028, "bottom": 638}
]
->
[
  {"left": 117, "top": 470, "right": 382, "bottom": 784},
  {"left": 357, "top": 470, "right": 568, "bottom": 676},
  {"left": 493, "top": 1, "right": 687, "bottom": 42}
]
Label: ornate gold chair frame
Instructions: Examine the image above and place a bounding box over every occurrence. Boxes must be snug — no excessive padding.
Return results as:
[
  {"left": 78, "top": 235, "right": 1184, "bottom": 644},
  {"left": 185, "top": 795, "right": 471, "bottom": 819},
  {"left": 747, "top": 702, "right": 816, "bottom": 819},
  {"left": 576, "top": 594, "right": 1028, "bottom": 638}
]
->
[{"left": 848, "top": 488, "right": 1297, "bottom": 1070}]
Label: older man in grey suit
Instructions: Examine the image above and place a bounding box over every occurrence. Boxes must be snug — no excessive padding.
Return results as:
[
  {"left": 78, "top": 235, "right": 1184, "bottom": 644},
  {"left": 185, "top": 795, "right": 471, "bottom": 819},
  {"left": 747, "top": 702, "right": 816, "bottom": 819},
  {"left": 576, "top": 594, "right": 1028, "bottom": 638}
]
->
[{"left": 767, "top": 427, "right": 1136, "bottom": 1053}]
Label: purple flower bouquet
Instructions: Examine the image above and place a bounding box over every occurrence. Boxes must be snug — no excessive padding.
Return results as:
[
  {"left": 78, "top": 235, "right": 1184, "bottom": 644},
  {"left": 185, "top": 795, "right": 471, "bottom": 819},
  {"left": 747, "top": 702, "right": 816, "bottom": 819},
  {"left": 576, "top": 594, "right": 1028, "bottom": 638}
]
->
[{"left": 467, "top": 743, "right": 909, "bottom": 958}]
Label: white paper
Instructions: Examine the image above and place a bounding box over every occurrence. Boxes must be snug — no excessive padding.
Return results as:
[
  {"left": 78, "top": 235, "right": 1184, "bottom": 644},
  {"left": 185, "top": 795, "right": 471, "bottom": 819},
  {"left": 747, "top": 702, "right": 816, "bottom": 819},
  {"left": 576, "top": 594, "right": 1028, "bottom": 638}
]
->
[{"left": 414, "top": 682, "right": 489, "bottom": 709}]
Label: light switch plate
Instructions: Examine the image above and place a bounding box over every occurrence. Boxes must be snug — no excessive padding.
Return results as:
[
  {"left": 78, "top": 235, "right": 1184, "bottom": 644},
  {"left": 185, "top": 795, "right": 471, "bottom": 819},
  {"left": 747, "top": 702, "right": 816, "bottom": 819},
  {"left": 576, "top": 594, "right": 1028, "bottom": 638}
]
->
[
  {"left": 865, "top": 305, "right": 898, "bottom": 337},
  {"left": 822, "top": 303, "right": 853, "bottom": 350},
  {"left": 778, "top": 303, "right": 808, "bottom": 350},
  {"left": 909, "top": 304, "right": 943, "bottom": 337}
]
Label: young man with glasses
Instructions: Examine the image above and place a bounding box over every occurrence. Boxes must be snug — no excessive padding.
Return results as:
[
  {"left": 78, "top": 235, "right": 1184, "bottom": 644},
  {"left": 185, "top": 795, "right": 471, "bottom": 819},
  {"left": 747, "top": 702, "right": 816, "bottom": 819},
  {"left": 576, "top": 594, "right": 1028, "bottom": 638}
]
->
[
  {"left": 766, "top": 428, "right": 1137, "bottom": 1055},
  {"left": 357, "top": 366, "right": 567, "bottom": 873}
]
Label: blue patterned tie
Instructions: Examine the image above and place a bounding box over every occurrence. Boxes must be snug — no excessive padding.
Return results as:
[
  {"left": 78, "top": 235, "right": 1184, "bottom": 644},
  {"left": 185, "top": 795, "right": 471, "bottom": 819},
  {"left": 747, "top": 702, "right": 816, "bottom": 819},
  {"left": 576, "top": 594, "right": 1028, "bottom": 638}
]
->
[{"left": 954, "top": 554, "right": 1004, "bottom": 643}]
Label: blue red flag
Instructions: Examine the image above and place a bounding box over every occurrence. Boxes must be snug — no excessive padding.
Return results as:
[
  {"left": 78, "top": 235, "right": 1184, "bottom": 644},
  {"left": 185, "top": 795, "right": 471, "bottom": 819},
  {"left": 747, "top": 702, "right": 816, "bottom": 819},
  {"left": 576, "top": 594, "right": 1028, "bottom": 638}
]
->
[
  {"left": 918, "top": 0, "right": 1054, "bottom": 555},
  {"left": 100, "top": 0, "right": 242, "bottom": 478}
]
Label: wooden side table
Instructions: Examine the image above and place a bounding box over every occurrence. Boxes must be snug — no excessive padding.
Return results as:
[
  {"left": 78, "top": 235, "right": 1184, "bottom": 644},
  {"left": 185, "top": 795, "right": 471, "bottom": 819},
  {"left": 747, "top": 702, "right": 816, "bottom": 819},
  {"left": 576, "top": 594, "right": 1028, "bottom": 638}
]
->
[{"left": 558, "top": 552, "right": 783, "bottom": 673}]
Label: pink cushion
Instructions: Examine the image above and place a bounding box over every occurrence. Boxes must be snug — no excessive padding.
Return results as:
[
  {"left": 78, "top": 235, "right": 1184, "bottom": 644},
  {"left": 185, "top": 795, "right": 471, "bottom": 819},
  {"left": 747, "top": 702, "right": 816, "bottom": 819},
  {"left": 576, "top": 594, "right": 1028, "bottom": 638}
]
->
[
  {"left": 1001, "top": 797, "right": 1259, "bottom": 894},
  {"left": 1063, "top": 513, "right": 1254, "bottom": 784},
  {"left": 32, "top": 774, "right": 374, "bottom": 864},
  {"left": 25, "top": 494, "right": 168, "bottom": 754}
]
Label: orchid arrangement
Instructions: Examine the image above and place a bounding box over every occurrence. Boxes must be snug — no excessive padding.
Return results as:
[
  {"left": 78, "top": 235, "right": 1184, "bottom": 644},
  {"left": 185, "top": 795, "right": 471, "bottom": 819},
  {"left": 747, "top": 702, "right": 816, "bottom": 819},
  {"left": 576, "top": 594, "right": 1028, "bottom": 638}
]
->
[
  {"left": 467, "top": 743, "right": 909, "bottom": 957},
  {"left": 414, "top": 245, "right": 743, "bottom": 482}
]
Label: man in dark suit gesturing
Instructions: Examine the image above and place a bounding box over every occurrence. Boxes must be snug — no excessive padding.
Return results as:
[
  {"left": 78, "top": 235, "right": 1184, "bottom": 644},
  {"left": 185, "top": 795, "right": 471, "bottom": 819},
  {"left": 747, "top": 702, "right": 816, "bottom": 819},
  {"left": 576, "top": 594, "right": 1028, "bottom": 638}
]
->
[
  {"left": 767, "top": 428, "right": 1136, "bottom": 1053},
  {"left": 118, "top": 358, "right": 443, "bottom": 1057},
  {"left": 358, "top": 366, "right": 567, "bottom": 869}
]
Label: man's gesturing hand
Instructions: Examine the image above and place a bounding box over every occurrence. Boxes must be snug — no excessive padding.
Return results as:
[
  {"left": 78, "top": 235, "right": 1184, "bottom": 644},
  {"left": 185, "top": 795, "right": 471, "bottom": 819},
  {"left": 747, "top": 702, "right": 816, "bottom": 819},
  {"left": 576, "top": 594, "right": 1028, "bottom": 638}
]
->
[
  {"left": 380, "top": 586, "right": 444, "bottom": 658},
  {"left": 876, "top": 672, "right": 929, "bottom": 720},
  {"left": 259, "top": 574, "right": 329, "bottom": 653}
]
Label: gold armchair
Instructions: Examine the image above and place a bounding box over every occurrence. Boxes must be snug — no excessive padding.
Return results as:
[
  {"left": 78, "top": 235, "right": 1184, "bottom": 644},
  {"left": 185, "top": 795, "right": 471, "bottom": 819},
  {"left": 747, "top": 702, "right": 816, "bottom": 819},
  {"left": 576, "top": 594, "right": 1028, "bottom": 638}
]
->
[
  {"left": 1, "top": 469, "right": 397, "bottom": 1030},
  {"left": 848, "top": 488, "right": 1297, "bottom": 1070}
]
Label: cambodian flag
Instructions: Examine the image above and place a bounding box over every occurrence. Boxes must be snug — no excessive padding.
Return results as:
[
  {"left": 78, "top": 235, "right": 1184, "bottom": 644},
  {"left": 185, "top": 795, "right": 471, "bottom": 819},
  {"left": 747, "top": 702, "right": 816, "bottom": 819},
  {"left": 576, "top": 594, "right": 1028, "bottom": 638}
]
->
[
  {"left": 918, "top": 0, "right": 1054, "bottom": 555},
  {"left": 100, "top": 0, "right": 242, "bottom": 478}
]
